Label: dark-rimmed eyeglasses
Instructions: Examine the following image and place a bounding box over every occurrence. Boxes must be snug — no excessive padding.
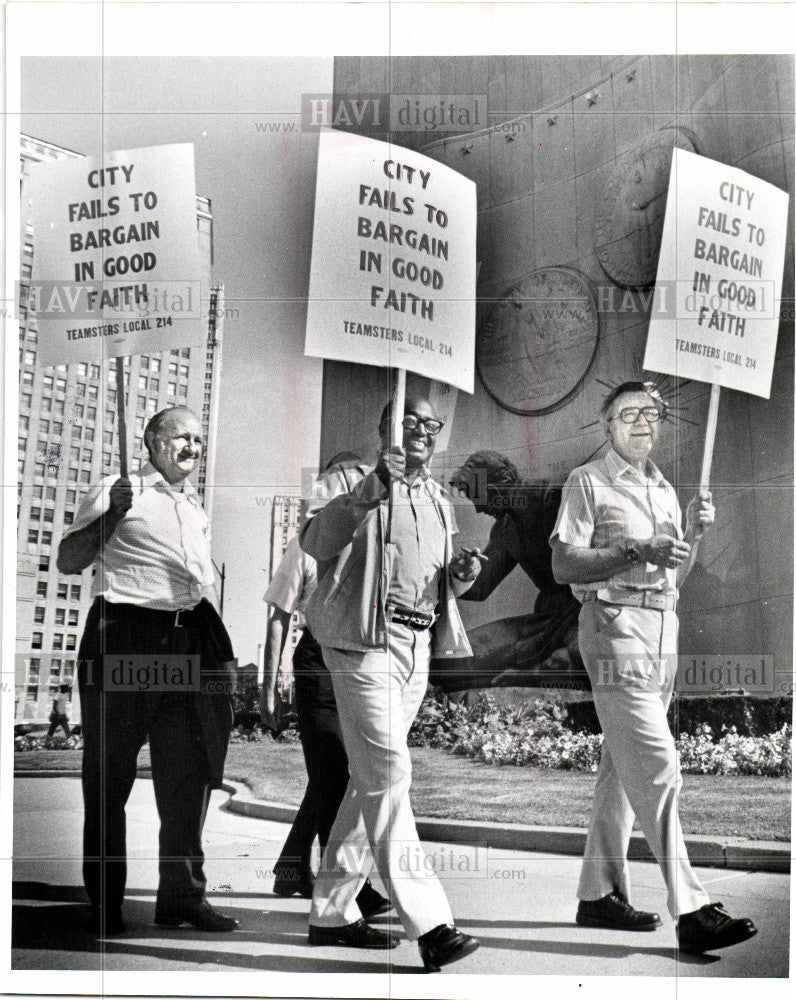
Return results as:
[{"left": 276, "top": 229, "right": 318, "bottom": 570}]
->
[
  {"left": 403, "top": 414, "right": 444, "bottom": 436},
  {"left": 609, "top": 406, "right": 664, "bottom": 425}
]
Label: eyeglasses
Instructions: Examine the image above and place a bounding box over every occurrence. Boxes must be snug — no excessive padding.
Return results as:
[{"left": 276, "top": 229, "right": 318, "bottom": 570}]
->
[
  {"left": 610, "top": 406, "right": 664, "bottom": 425},
  {"left": 402, "top": 414, "right": 444, "bottom": 436}
]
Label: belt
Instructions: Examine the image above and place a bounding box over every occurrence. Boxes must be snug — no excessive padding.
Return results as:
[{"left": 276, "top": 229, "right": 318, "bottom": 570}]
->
[
  {"left": 386, "top": 604, "right": 435, "bottom": 631},
  {"left": 584, "top": 590, "right": 677, "bottom": 612}
]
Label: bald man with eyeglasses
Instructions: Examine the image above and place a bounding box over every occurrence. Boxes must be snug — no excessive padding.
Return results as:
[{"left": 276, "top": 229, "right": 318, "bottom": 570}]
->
[
  {"left": 551, "top": 381, "right": 757, "bottom": 955},
  {"left": 299, "top": 393, "right": 481, "bottom": 972}
]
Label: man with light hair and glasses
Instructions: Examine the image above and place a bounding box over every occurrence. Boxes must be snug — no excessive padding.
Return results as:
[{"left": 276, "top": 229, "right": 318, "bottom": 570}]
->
[
  {"left": 300, "top": 391, "right": 481, "bottom": 972},
  {"left": 58, "top": 405, "right": 238, "bottom": 937},
  {"left": 550, "top": 381, "right": 757, "bottom": 955}
]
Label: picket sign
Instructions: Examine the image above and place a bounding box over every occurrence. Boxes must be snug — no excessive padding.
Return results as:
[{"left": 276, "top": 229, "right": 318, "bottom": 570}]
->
[
  {"left": 644, "top": 149, "right": 789, "bottom": 524},
  {"left": 27, "top": 143, "right": 205, "bottom": 479}
]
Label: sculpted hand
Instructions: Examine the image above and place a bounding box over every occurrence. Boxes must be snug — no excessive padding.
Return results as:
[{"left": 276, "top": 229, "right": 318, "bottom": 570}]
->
[
  {"left": 375, "top": 445, "right": 406, "bottom": 487},
  {"left": 450, "top": 547, "right": 486, "bottom": 581},
  {"left": 639, "top": 534, "right": 691, "bottom": 569},
  {"left": 686, "top": 492, "right": 715, "bottom": 538},
  {"left": 108, "top": 477, "right": 133, "bottom": 518}
]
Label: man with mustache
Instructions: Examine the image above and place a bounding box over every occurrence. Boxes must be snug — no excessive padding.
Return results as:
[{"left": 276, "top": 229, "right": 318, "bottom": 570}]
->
[
  {"left": 58, "top": 405, "right": 238, "bottom": 937},
  {"left": 551, "top": 382, "right": 757, "bottom": 955},
  {"left": 300, "top": 392, "right": 481, "bottom": 972}
]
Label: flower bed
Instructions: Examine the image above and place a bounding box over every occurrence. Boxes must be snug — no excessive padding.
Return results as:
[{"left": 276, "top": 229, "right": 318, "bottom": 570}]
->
[{"left": 407, "top": 694, "right": 792, "bottom": 776}]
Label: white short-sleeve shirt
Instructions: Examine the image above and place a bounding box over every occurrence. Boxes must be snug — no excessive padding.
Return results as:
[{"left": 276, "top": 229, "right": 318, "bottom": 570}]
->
[
  {"left": 551, "top": 447, "right": 683, "bottom": 603},
  {"left": 64, "top": 462, "right": 215, "bottom": 611},
  {"left": 264, "top": 536, "right": 317, "bottom": 617}
]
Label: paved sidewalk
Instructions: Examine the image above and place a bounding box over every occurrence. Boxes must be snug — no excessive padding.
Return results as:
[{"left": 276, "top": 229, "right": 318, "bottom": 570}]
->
[{"left": 12, "top": 775, "right": 789, "bottom": 977}]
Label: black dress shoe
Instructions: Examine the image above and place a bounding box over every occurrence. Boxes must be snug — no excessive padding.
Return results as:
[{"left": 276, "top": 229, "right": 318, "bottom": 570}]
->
[
  {"left": 308, "top": 918, "right": 398, "bottom": 949},
  {"left": 356, "top": 879, "right": 393, "bottom": 920},
  {"left": 86, "top": 908, "right": 126, "bottom": 937},
  {"left": 677, "top": 902, "right": 757, "bottom": 954},
  {"left": 154, "top": 900, "right": 240, "bottom": 932},
  {"left": 418, "top": 924, "right": 480, "bottom": 972},
  {"left": 272, "top": 864, "right": 314, "bottom": 899},
  {"left": 576, "top": 891, "right": 662, "bottom": 931}
]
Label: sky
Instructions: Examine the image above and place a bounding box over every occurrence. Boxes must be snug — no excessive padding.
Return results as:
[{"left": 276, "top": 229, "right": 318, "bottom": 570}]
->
[{"left": 21, "top": 56, "right": 332, "bottom": 664}]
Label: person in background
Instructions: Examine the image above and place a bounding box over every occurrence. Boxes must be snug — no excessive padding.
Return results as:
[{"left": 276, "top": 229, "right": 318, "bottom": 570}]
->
[
  {"left": 551, "top": 381, "right": 757, "bottom": 955},
  {"left": 262, "top": 453, "right": 391, "bottom": 921},
  {"left": 47, "top": 688, "right": 72, "bottom": 738}
]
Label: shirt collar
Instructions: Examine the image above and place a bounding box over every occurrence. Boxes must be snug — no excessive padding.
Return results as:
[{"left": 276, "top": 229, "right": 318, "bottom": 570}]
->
[
  {"left": 604, "top": 447, "right": 663, "bottom": 485},
  {"left": 139, "top": 461, "right": 199, "bottom": 498}
]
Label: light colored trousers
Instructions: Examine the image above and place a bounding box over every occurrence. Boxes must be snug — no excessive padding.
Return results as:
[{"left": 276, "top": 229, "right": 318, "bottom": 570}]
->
[
  {"left": 577, "top": 600, "right": 710, "bottom": 919},
  {"left": 309, "top": 622, "right": 454, "bottom": 939}
]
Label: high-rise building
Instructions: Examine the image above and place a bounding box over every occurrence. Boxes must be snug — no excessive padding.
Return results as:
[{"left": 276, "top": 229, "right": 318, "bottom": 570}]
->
[{"left": 15, "top": 134, "right": 226, "bottom": 723}]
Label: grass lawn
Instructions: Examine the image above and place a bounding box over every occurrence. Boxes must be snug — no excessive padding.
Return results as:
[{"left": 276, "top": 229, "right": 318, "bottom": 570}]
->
[{"left": 16, "top": 741, "right": 791, "bottom": 842}]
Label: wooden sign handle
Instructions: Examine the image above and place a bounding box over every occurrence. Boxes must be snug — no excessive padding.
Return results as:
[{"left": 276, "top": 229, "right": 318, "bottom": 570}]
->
[
  {"left": 115, "top": 356, "right": 129, "bottom": 479},
  {"left": 386, "top": 368, "right": 406, "bottom": 545},
  {"left": 696, "top": 382, "right": 721, "bottom": 537}
]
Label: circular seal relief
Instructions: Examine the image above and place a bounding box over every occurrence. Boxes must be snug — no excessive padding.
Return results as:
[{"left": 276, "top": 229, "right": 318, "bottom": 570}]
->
[
  {"left": 477, "top": 267, "right": 599, "bottom": 416},
  {"left": 595, "top": 128, "right": 698, "bottom": 290}
]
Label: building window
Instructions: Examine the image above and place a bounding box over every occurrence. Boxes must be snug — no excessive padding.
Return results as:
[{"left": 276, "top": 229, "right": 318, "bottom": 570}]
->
[
  {"left": 52, "top": 634, "right": 63, "bottom": 650},
  {"left": 103, "top": 431, "right": 113, "bottom": 446},
  {"left": 21, "top": 393, "right": 32, "bottom": 408},
  {"left": 88, "top": 384, "right": 98, "bottom": 400},
  {"left": 74, "top": 405, "right": 84, "bottom": 419},
  {"left": 178, "top": 385, "right": 188, "bottom": 398},
  {"left": 82, "top": 448, "right": 92, "bottom": 463},
  {"left": 68, "top": 610, "right": 79, "bottom": 626},
  {"left": 34, "top": 607, "right": 45, "bottom": 624},
  {"left": 27, "top": 529, "right": 38, "bottom": 545},
  {"left": 50, "top": 659, "right": 62, "bottom": 676},
  {"left": 150, "top": 358, "right": 161, "bottom": 373},
  {"left": 43, "top": 508, "right": 54, "bottom": 523},
  {"left": 169, "top": 362, "right": 178, "bottom": 376},
  {"left": 30, "top": 506, "right": 41, "bottom": 521},
  {"left": 41, "top": 531, "right": 52, "bottom": 546},
  {"left": 87, "top": 406, "right": 97, "bottom": 421},
  {"left": 36, "top": 582, "right": 48, "bottom": 597},
  {"left": 181, "top": 348, "right": 190, "bottom": 358},
  {"left": 68, "top": 468, "right": 78, "bottom": 482},
  {"left": 138, "top": 395, "right": 147, "bottom": 409},
  {"left": 64, "top": 511, "right": 74, "bottom": 525},
  {"left": 39, "top": 556, "right": 50, "bottom": 572},
  {"left": 66, "top": 489, "right": 77, "bottom": 505},
  {"left": 26, "top": 686, "right": 38, "bottom": 700},
  {"left": 66, "top": 635, "right": 77, "bottom": 651},
  {"left": 75, "top": 382, "right": 86, "bottom": 397},
  {"left": 57, "top": 583, "right": 68, "bottom": 599},
  {"left": 103, "top": 451, "right": 112, "bottom": 468},
  {"left": 90, "top": 364, "right": 100, "bottom": 379},
  {"left": 39, "top": 419, "right": 50, "bottom": 434},
  {"left": 34, "top": 462, "right": 45, "bottom": 476},
  {"left": 70, "top": 584, "right": 81, "bottom": 600},
  {"left": 139, "top": 376, "right": 148, "bottom": 391},
  {"left": 32, "top": 633, "right": 43, "bottom": 650},
  {"left": 167, "top": 383, "right": 177, "bottom": 396},
  {"left": 55, "top": 608, "right": 66, "bottom": 625},
  {"left": 43, "top": 375, "right": 54, "bottom": 391},
  {"left": 52, "top": 421, "right": 63, "bottom": 435},
  {"left": 80, "top": 470, "right": 91, "bottom": 484},
  {"left": 54, "top": 400, "right": 65, "bottom": 415},
  {"left": 84, "top": 428, "right": 94, "bottom": 442},
  {"left": 56, "top": 378, "right": 67, "bottom": 393}
]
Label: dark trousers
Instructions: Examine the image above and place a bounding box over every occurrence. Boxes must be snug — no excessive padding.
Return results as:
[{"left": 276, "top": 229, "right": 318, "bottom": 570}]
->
[
  {"left": 77, "top": 597, "right": 234, "bottom": 917},
  {"left": 275, "top": 630, "right": 349, "bottom": 872},
  {"left": 47, "top": 714, "right": 71, "bottom": 738}
]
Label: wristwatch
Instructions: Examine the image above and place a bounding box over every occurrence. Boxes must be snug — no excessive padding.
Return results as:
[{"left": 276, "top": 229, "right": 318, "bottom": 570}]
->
[{"left": 623, "top": 541, "right": 641, "bottom": 564}]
